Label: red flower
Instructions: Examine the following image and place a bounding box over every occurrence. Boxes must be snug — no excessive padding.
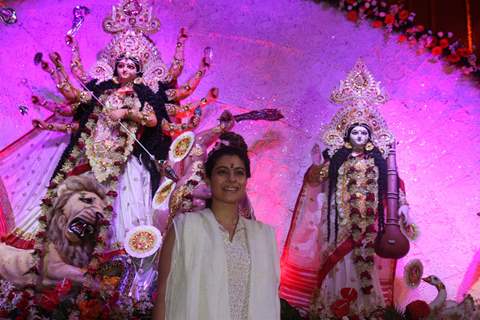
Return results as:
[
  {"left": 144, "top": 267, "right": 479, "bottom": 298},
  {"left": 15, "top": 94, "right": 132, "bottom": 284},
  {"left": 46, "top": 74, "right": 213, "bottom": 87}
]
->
[
  {"left": 115, "top": 146, "right": 125, "bottom": 153},
  {"left": 89, "top": 114, "right": 99, "bottom": 121},
  {"left": 55, "top": 279, "right": 73, "bottom": 296},
  {"left": 366, "top": 207, "right": 375, "bottom": 216},
  {"left": 426, "top": 37, "right": 437, "bottom": 48},
  {"left": 361, "top": 285, "right": 373, "bottom": 294},
  {"left": 48, "top": 181, "right": 58, "bottom": 189},
  {"left": 113, "top": 161, "right": 123, "bottom": 166},
  {"left": 330, "top": 298, "right": 350, "bottom": 318},
  {"left": 350, "top": 208, "right": 360, "bottom": 217},
  {"left": 105, "top": 205, "right": 114, "bottom": 212},
  {"left": 106, "top": 190, "right": 118, "bottom": 197},
  {"left": 366, "top": 224, "right": 376, "bottom": 233},
  {"left": 16, "top": 293, "right": 30, "bottom": 310},
  {"left": 457, "top": 47, "right": 472, "bottom": 57},
  {"left": 35, "top": 231, "right": 46, "bottom": 239},
  {"left": 360, "top": 271, "right": 372, "bottom": 280},
  {"left": 41, "top": 198, "right": 53, "bottom": 206},
  {"left": 398, "top": 34, "right": 407, "bottom": 43},
  {"left": 399, "top": 10, "right": 409, "bottom": 20},
  {"left": 351, "top": 224, "right": 361, "bottom": 232},
  {"left": 340, "top": 287, "right": 358, "bottom": 302},
  {"left": 346, "top": 0, "right": 355, "bottom": 4},
  {"left": 416, "top": 24, "right": 425, "bottom": 32},
  {"left": 348, "top": 179, "right": 357, "bottom": 187},
  {"left": 372, "top": 20, "right": 383, "bottom": 28},
  {"left": 384, "top": 14, "right": 395, "bottom": 25},
  {"left": 366, "top": 178, "right": 375, "bottom": 185},
  {"left": 366, "top": 193, "right": 375, "bottom": 202},
  {"left": 99, "top": 218, "right": 111, "bottom": 226},
  {"left": 431, "top": 46, "right": 443, "bottom": 56},
  {"left": 111, "top": 176, "right": 119, "bottom": 181},
  {"left": 77, "top": 141, "right": 85, "bottom": 149},
  {"left": 439, "top": 38, "right": 449, "bottom": 48},
  {"left": 36, "top": 290, "right": 59, "bottom": 311},
  {"left": 347, "top": 10, "right": 358, "bottom": 22},
  {"left": 447, "top": 53, "right": 461, "bottom": 63},
  {"left": 83, "top": 128, "right": 91, "bottom": 135},
  {"left": 405, "top": 300, "right": 431, "bottom": 320},
  {"left": 38, "top": 215, "right": 47, "bottom": 222},
  {"left": 78, "top": 299, "right": 102, "bottom": 319}
]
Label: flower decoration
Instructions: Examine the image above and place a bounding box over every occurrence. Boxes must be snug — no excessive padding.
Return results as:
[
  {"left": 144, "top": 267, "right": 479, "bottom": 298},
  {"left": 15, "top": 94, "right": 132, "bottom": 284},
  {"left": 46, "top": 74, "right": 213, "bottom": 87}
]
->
[{"left": 314, "top": 0, "right": 479, "bottom": 77}]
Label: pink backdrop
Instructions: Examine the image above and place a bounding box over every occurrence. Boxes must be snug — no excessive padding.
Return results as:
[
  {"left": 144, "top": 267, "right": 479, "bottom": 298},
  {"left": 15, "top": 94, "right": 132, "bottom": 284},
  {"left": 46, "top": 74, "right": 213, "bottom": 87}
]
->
[{"left": 1, "top": 0, "right": 479, "bottom": 306}]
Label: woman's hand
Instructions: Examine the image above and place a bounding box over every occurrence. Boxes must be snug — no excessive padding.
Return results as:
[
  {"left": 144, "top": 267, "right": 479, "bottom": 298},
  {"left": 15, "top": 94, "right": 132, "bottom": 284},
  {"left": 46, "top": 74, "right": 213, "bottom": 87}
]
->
[{"left": 108, "top": 109, "right": 127, "bottom": 122}]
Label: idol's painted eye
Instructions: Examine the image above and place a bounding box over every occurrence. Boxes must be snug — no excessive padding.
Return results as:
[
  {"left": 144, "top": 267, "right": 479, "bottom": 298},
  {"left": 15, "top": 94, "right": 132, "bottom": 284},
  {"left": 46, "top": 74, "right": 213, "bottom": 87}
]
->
[{"left": 79, "top": 196, "right": 94, "bottom": 205}]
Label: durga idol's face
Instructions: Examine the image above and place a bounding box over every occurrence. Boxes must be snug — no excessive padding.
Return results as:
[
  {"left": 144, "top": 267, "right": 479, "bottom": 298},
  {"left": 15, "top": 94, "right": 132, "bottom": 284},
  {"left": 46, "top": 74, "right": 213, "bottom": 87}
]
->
[
  {"left": 349, "top": 125, "right": 370, "bottom": 149},
  {"left": 116, "top": 58, "right": 138, "bottom": 83}
]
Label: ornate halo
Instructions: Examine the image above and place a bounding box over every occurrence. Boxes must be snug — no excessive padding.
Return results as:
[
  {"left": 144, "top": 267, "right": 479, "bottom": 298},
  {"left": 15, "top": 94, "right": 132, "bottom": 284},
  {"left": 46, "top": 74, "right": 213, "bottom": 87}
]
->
[
  {"left": 169, "top": 131, "right": 195, "bottom": 162},
  {"left": 89, "top": 0, "right": 169, "bottom": 89},
  {"left": 322, "top": 59, "right": 394, "bottom": 158},
  {"left": 152, "top": 178, "right": 176, "bottom": 210},
  {"left": 124, "top": 225, "right": 163, "bottom": 258},
  {"left": 404, "top": 259, "right": 424, "bottom": 288}
]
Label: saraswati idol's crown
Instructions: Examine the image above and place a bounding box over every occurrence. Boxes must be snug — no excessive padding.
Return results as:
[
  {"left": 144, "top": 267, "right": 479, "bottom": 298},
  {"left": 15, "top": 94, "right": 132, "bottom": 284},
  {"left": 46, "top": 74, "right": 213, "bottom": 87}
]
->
[{"left": 322, "top": 59, "right": 394, "bottom": 158}]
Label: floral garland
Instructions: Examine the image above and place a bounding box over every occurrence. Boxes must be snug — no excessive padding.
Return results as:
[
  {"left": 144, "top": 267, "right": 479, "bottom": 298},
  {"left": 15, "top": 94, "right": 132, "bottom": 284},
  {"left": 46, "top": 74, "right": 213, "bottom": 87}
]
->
[
  {"left": 0, "top": 275, "right": 154, "bottom": 319},
  {"left": 167, "top": 160, "right": 205, "bottom": 225},
  {"left": 30, "top": 110, "right": 133, "bottom": 288},
  {"left": 344, "top": 157, "right": 378, "bottom": 296},
  {"left": 316, "top": 0, "right": 479, "bottom": 77}
]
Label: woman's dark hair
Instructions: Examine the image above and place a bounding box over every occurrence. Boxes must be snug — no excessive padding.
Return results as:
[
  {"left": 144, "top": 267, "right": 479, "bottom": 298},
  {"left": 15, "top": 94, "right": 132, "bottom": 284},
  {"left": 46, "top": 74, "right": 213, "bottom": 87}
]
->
[
  {"left": 327, "top": 123, "right": 387, "bottom": 242},
  {"left": 113, "top": 55, "right": 143, "bottom": 78},
  {"left": 205, "top": 132, "right": 251, "bottom": 179}
]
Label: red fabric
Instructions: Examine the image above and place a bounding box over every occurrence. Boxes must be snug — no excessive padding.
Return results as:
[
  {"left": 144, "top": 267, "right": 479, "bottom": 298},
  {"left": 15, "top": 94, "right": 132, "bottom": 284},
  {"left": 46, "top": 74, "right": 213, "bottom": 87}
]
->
[
  {"left": 0, "top": 176, "right": 13, "bottom": 237},
  {"left": 1, "top": 233, "right": 34, "bottom": 249},
  {"left": 316, "top": 237, "right": 362, "bottom": 287},
  {"left": 67, "top": 163, "right": 91, "bottom": 177}
]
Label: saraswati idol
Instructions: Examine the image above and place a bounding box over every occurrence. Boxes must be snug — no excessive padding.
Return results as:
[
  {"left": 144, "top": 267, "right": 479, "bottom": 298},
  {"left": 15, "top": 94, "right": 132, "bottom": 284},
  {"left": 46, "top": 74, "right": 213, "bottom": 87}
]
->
[{"left": 280, "top": 60, "right": 417, "bottom": 318}]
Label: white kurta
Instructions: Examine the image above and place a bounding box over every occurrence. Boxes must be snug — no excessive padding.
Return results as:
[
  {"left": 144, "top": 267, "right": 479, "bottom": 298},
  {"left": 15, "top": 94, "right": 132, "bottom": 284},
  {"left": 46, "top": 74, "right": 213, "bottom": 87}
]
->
[{"left": 166, "top": 209, "right": 280, "bottom": 320}]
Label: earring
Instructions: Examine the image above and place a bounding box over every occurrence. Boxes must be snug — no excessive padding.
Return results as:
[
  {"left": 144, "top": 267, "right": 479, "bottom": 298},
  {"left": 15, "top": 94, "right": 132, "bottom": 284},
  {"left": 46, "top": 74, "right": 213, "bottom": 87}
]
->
[
  {"left": 344, "top": 142, "right": 352, "bottom": 149},
  {"left": 112, "top": 76, "right": 119, "bottom": 84},
  {"left": 365, "top": 142, "right": 374, "bottom": 151}
]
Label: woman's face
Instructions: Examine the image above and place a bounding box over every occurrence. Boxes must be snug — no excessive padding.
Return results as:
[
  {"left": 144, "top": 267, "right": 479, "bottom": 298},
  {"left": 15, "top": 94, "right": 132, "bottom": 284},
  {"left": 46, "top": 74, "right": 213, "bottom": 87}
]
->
[
  {"left": 206, "top": 154, "right": 247, "bottom": 206},
  {"left": 116, "top": 58, "right": 138, "bottom": 83},
  {"left": 349, "top": 125, "right": 370, "bottom": 149}
]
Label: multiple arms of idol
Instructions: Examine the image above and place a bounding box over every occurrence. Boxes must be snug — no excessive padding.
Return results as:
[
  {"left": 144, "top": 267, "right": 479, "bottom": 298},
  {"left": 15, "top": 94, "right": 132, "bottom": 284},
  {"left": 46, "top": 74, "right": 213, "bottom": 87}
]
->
[{"left": 161, "top": 28, "right": 219, "bottom": 137}]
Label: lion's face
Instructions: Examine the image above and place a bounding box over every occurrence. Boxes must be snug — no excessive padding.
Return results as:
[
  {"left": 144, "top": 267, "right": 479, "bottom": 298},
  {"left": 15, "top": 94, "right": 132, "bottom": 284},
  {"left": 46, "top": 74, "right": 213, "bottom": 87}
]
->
[{"left": 58, "top": 191, "right": 106, "bottom": 244}]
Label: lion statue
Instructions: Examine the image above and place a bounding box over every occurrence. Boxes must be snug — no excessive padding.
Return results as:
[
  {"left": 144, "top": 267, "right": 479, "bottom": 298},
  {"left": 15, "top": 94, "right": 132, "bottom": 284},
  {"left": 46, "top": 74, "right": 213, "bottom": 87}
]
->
[{"left": 0, "top": 175, "right": 106, "bottom": 287}]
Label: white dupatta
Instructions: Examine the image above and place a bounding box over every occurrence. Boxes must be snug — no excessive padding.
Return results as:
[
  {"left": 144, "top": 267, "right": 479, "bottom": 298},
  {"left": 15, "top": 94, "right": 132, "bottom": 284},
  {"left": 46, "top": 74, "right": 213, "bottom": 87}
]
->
[{"left": 166, "top": 208, "right": 280, "bottom": 320}]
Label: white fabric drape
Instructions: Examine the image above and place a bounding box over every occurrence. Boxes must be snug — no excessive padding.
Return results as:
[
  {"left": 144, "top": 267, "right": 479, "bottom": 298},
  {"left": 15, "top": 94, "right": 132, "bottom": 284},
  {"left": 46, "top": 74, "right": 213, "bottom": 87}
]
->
[{"left": 166, "top": 209, "right": 280, "bottom": 320}]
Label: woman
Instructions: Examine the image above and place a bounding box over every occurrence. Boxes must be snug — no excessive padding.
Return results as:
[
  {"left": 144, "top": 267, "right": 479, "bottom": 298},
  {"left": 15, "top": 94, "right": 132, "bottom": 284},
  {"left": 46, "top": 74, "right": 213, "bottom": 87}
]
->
[{"left": 154, "top": 132, "right": 280, "bottom": 320}]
